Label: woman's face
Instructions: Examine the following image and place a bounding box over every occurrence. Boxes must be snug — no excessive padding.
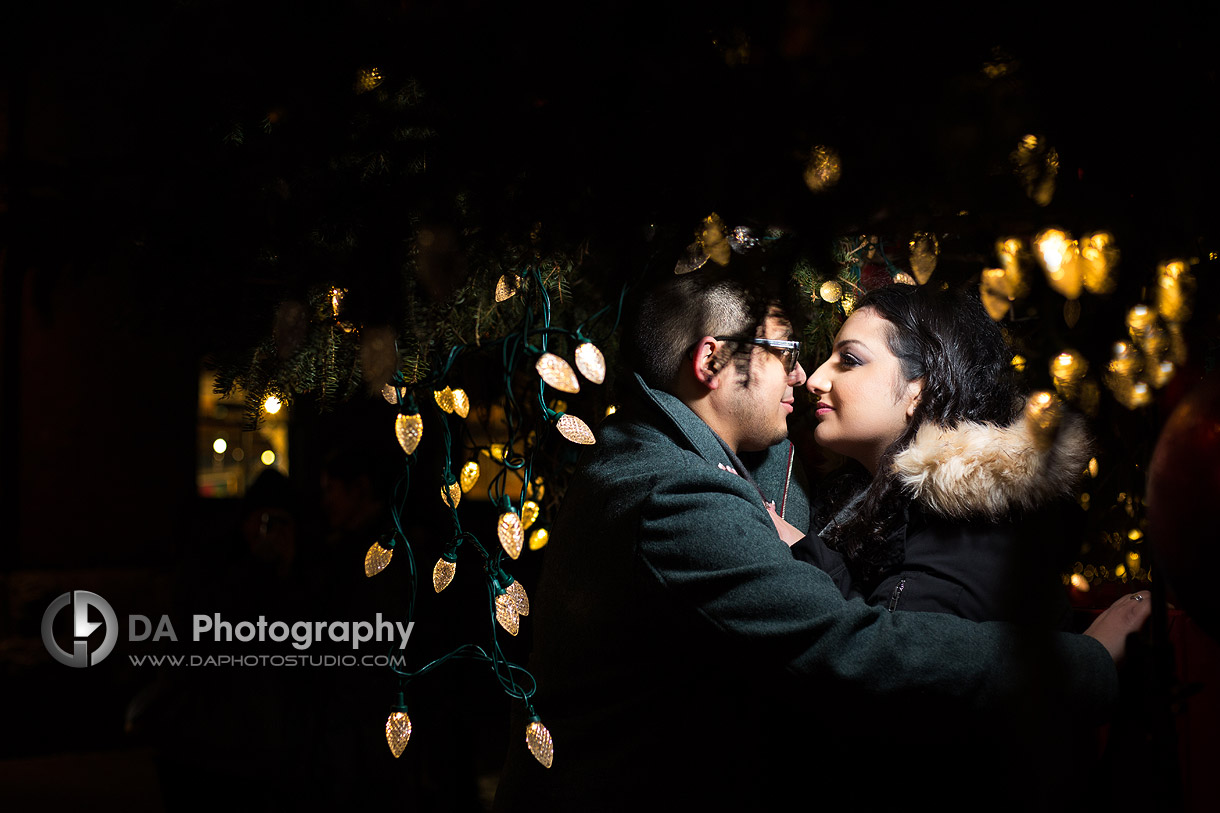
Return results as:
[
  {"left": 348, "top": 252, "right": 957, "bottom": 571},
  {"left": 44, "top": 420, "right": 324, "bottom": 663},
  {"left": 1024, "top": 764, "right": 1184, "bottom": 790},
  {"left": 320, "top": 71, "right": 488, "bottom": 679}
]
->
[{"left": 805, "top": 307, "right": 923, "bottom": 474}]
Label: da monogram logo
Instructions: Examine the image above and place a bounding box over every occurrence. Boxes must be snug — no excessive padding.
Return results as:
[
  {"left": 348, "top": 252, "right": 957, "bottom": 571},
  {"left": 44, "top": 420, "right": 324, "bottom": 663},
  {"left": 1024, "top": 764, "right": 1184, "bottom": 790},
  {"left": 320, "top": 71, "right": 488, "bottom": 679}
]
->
[{"left": 41, "top": 591, "right": 119, "bottom": 668}]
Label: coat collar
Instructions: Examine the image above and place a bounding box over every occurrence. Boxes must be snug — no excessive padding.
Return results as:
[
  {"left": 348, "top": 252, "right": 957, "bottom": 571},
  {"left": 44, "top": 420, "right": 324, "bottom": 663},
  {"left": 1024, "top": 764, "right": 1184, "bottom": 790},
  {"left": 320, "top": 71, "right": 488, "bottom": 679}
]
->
[
  {"left": 631, "top": 372, "right": 738, "bottom": 467},
  {"left": 891, "top": 409, "right": 1092, "bottom": 522}
]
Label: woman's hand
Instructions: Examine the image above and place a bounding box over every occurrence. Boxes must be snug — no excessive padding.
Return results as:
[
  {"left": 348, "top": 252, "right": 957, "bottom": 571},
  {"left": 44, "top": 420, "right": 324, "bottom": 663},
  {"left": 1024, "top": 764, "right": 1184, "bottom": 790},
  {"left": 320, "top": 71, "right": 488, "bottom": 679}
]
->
[{"left": 767, "top": 504, "right": 806, "bottom": 547}]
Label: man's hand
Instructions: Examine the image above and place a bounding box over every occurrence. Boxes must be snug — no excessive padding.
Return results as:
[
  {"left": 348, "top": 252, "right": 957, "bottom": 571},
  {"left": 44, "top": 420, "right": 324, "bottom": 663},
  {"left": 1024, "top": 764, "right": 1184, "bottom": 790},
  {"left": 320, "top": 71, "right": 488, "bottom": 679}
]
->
[
  {"left": 1083, "top": 591, "right": 1152, "bottom": 663},
  {"left": 766, "top": 504, "right": 806, "bottom": 547}
]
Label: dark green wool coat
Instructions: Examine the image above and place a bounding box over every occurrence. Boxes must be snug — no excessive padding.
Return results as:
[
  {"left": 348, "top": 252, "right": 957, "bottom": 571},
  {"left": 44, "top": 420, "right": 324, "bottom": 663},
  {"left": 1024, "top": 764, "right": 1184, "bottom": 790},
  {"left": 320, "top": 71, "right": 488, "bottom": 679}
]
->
[{"left": 494, "top": 374, "right": 1118, "bottom": 811}]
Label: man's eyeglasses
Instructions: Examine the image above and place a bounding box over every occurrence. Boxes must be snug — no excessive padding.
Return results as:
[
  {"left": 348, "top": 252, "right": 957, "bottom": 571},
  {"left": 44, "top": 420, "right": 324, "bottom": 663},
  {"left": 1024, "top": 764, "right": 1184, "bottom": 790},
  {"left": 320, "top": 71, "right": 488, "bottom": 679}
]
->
[{"left": 714, "top": 336, "right": 803, "bottom": 374}]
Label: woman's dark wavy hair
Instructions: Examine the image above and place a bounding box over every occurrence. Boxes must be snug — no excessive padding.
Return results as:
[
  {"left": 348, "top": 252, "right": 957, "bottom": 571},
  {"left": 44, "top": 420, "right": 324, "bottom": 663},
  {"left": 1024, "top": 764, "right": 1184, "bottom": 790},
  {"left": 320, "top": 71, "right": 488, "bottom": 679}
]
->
[{"left": 815, "top": 282, "right": 1024, "bottom": 586}]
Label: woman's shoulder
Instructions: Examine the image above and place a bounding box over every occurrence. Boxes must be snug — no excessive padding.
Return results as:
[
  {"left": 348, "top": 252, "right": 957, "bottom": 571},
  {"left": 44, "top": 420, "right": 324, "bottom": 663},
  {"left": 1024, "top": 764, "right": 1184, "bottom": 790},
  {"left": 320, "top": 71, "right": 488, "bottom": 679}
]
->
[{"left": 892, "top": 409, "right": 1092, "bottom": 523}]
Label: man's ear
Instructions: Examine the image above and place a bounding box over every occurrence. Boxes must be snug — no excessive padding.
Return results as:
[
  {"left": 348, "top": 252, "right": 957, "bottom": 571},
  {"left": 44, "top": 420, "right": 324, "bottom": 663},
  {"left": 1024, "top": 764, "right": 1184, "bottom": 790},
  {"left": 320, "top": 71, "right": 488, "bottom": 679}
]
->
[{"left": 690, "top": 336, "right": 724, "bottom": 390}]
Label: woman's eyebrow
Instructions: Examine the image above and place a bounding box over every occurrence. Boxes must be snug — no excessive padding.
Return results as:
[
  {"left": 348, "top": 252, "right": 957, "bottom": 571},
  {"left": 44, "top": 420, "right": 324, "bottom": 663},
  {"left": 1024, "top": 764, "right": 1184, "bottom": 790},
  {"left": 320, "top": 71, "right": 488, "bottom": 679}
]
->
[{"left": 833, "top": 338, "right": 868, "bottom": 353}]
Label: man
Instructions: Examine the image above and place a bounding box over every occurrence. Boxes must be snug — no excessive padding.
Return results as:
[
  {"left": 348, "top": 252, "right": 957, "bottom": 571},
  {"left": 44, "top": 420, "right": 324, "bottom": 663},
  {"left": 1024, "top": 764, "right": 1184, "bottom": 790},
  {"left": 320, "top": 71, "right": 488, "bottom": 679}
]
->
[{"left": 494, "top": 268, "right": 1149, "bottom": 811}]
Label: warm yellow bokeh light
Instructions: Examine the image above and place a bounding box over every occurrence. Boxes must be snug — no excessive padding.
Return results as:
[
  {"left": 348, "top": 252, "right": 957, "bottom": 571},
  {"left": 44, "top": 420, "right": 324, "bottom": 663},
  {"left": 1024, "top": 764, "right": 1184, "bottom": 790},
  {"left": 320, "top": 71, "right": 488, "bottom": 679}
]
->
[
  {"left": 213, "top": 438, "right": 228, "bottom": 454},
  {"left": 261, "top": 450, "right": 276, "bottom": 466},
  {"left": 264, "top": 396, "right": 282, "bottom": 415}
]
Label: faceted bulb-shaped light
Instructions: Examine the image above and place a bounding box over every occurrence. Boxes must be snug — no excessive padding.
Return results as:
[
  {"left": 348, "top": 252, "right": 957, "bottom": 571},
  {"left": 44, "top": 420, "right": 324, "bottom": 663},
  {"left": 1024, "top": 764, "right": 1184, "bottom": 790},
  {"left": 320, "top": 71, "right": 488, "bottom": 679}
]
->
[
  {"left": 386, "top": 711, "right": 412, "bottom": 758},
  {"left": 434, "top": 387, "right": 455, "bottom": 413},
  {"left": 460, "top": 461, "right": 480, "bottom": 493},
  {"left": 521, "top": 500, "right": 540, "bottom": 530},
  {"left": 498, "top": 511, "right": 524, "bottom": 559},
  {"left": 536, "top": 353, "right": 580, "bottom": 394},
  {"left": 450, "top": 388, "right": 470, "bottom": 418},
  {"left": 381, "top": 384, "right": 400, "bottom": 405},
  {"left": 556, "top": 413, "right": 596, "bottom": 445},
  {"left": 495, "top": 274, "right": 521, "bottom": 302},
  {"left": 495, "top": 592, "right": 520, "bottom": 636},
  {"left": 506, "top": 579, "right": 530, "bottom": 616},
  {"left": 365, "top": 541, "right": 394, "bottom": 577},
  {"left": 433, "top": 557, "right": 456, "bottom": 593},
  {"left": 395, "top": 413, "right": 423, "bottom": 455},
  {"left": 574, "top": 343, "right": 606, "bottom": 384},
  {"left": 526, "top": 720, "right": 554, "bottom": 769},
  {"left": 442, "top": 482, "right": 461, "bottom": 509}
]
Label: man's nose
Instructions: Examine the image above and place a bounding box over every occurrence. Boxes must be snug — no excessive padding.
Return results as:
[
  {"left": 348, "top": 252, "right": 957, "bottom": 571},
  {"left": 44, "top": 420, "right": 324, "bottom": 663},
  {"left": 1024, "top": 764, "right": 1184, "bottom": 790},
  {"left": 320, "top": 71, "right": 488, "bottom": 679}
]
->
[{"left": 789, "top": 360, "right": 807, "bottom": 387}]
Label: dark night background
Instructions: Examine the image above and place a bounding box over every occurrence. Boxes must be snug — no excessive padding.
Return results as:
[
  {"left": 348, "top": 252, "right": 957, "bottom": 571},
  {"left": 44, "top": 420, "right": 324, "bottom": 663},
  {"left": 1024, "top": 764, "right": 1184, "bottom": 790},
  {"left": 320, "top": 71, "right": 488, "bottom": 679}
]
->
[{"left": 2, "top": 1, "right": 1219, "bottom": 810}]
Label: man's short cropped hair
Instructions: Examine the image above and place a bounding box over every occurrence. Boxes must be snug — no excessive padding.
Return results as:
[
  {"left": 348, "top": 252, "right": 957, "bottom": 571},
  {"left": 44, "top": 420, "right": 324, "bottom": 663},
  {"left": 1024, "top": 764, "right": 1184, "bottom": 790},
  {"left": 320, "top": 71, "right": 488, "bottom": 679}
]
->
[{"left": 625, "top": 266, "right": 770, "bottom": 392}]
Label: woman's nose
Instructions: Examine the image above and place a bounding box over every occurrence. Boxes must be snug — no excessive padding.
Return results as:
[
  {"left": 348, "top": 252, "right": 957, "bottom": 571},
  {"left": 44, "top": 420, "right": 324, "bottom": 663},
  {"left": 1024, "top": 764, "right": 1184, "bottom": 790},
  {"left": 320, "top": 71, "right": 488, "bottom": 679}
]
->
[{"left": 805, "top": 363, "right": 830, "bottom": 394}]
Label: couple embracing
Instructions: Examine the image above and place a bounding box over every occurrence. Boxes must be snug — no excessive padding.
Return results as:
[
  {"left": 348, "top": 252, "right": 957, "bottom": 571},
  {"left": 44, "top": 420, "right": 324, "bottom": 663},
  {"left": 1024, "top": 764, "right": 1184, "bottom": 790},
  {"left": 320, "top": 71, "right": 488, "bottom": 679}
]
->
[{"left": 495, "top": 265, "right": 1150, "bottom": 812}]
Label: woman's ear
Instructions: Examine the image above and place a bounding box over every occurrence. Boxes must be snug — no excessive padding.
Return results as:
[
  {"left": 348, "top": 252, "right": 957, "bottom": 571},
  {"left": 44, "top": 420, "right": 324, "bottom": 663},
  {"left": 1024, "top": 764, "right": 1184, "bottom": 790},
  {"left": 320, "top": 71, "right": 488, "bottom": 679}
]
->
[
  {"left": 690, "top": 336, "right": 724, "bottom": 390},
  {"left": 904, "top": 379, "right": 924, "bottom": 418}
]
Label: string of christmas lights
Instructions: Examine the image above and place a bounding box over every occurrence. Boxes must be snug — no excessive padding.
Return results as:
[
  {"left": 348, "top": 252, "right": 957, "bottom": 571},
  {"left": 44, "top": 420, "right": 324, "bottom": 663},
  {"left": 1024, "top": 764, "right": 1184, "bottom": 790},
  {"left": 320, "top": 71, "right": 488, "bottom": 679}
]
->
[{"left": 359, "top": 262, "right": 634, "bottom": 768}]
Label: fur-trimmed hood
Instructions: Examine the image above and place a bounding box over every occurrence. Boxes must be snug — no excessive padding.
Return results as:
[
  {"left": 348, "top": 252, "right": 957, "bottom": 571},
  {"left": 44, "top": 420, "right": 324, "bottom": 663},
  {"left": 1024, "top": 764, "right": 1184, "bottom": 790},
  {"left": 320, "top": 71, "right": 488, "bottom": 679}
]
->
[{"left": 891, "top": 410, "right": 1092, "bottom": 522}]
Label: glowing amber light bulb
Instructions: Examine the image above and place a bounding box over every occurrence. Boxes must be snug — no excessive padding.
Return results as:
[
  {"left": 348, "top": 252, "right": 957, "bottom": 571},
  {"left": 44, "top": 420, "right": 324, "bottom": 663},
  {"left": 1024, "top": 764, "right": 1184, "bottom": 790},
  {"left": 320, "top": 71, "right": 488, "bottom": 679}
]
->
[
  {"left": 433, "top": 557, "right": 456, "bottom": 593},
  {"left": 1070, "top": 573, "right": 1090, "bottom": 592},
  {"left": 529, "top": 527, "right": 550, "bottom": 551},
  {"left": 1049, "top": 350, "right": 1087, "bottom": 394},
  {"left": 263, "top": 395, "right": 282, "bottom": 415},
  {"left": 980, "top": 268, "right": 1013, "bottom": 321},
  {"left": 803, "top": 144, "right": 842, "bottom": 192},
  {"left": 908, "top": 232, "right": 938, "bottom": 284},
  {"left": 460, "top": 461, "right": 480, "bottom": 492},
  {"left": 395, "top": 413, "right": 423, "bottom": 455},
  {"left": 818, "top": 280, "right": 843, "bottom": 303},
  {"left": 386, "top": 709, "right": 412, "bottom": 758},
  {"left": 536, "top": 353, "right": 580, "bottom": 394},
  {"left": 1080, "top": 231, "right": 1119, "bottom": 294},
  {"left": 1088, "top": 458, "right": 1099, "bottom": 478},
  {"left": 1156, "top": 260, "right": 1194, "bottom": 323},
  {"left": 556, "top": 413, "right": 596, "bottom": 445},
  {"left": 365, "top": 540, "right": 394, "bottom": 577},
  {"left": 356, "top": 67, "right": 384, "bottom": 94},
  {"left": 1126, "top": 304, "right": 1156, "bottom": 335},
  {"left": 526, "top": 719, "right": 554, "bottom": 769},
  {"left": 574, "top": 343, "right": 606, "bottom": 384},
  {"left": 1108, "top": 341, "right": 1141, "bottom": 377},
  {"left": 1025, "top": 390, "right": 1062, "bottom": 442},
  {"left": 381, "top": 384, "right": 399, "bottom": 405},
  {"left": 1034, "top": 229, "right": 1082, "bottom": 299},
  {"left": 521, "top": 500, "right": 540, "bottom": 530},
  {"left": 498, "top": 511, "right": 524, "bottom": 559},
  {"left": 450, "top": 388, "right": 470, "bottom": 418},
  {"left": 434, "top": 387, "right": 455, "bottom": 413},
  {"left": 442, "top": 481, "right": 462, "bottom": 509}
]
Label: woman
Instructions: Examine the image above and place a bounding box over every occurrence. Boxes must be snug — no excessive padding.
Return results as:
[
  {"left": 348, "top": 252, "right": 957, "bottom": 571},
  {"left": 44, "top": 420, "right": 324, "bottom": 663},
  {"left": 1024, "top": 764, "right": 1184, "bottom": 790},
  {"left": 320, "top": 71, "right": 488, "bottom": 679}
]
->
[{"left": 792, "top": 282, "right": 1090, "bottom": 627}]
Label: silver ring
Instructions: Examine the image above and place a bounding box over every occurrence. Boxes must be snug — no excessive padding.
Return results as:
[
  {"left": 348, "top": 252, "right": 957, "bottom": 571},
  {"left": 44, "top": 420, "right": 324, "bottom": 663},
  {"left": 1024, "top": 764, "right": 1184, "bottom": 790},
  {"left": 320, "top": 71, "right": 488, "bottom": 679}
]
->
[{"left": 1132, "top": 594, "right": 1144, "bottom": 601}]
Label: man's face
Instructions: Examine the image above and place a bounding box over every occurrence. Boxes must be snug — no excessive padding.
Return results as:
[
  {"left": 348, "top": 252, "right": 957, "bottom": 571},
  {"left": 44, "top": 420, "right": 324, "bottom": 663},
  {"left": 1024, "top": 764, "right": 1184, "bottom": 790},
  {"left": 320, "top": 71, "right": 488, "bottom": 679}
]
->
[{"left": 724, "top": 313, "right": 806, "bottom": 452}]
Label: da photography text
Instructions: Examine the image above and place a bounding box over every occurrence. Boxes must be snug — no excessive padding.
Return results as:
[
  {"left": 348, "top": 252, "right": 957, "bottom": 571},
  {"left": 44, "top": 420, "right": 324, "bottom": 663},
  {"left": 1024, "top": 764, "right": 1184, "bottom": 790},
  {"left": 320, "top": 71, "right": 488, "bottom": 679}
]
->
[{"left": 131, "top": 613, "right": 415, "bottom": 650}]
